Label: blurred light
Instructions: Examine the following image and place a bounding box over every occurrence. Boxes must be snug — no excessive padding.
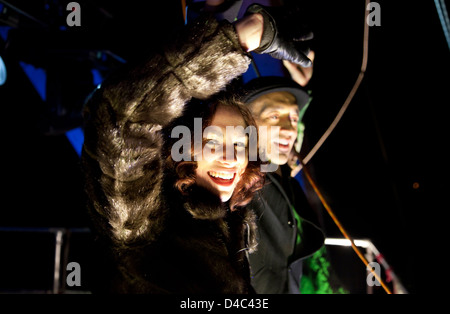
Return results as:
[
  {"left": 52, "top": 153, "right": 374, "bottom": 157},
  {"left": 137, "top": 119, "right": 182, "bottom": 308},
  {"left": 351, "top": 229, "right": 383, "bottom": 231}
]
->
[
  {"left": 435, "top": 0, "right": 450, "bottom": 50},
  {"left": 65, "top": 127, "right": 84, "bottom": 157},
  {"left": 0, "top": 55, "right": 6, "bottom": 86},
  {"left": 324, "top": 238, "right": 371, "bottom": 248},
  {"left": 19, "top": 61, "right": 46, "bottom": 101},
  {"left": 91, "top": 68, "right": 103, "bottom": 86},
  {"left": 0, "top": 26, "right": 11, "bottom": 41}
]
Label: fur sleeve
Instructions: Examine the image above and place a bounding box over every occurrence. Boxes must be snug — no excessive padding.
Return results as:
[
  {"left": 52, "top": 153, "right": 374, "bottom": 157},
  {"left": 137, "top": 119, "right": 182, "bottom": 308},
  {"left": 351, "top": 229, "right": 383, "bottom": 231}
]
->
[{"left": 82, "top": 15, "right": 251, "bottom": 246}]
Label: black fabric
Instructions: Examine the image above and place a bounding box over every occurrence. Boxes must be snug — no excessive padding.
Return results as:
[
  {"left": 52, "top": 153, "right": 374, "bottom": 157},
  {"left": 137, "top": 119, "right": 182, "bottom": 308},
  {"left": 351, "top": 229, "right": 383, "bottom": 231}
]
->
[
  {"left": 241, "top": 76, "right": 310, "bottom": 110},
  {"left": 245, "top": 4, "right": 313, "bottom": 67},
  {"left": 247, "top": 165, "right": 324, "bottom": 294}
]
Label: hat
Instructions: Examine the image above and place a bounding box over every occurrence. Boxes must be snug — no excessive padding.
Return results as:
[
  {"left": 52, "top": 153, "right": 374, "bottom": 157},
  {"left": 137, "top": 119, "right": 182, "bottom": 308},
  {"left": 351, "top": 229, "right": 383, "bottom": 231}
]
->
[{"left": 241, "top": 76, "right": 311, "bottom": 114}]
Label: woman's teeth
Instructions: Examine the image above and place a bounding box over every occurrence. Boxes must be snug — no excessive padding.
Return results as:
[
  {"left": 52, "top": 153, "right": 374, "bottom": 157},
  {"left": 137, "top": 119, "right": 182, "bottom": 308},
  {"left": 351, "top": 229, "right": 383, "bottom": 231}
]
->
[
  {"left": 208, "top": 171, "right": 234, "bottom": 180},
  {"left": 278, "top": 139, "right": 290, "bottom": 146}
]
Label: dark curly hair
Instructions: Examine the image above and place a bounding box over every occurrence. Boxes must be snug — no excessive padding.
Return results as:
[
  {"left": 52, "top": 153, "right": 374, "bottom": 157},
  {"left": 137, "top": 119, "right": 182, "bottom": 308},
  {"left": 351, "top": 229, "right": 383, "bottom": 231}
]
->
[{"left": 163, "top": 92, "right": 265, "bottom": 211}]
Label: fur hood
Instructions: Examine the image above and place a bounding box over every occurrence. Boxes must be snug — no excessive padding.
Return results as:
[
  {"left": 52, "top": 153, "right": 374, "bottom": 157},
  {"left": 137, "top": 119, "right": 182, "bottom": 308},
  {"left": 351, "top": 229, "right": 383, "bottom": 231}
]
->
[
  {"left": 82, "top": 14, "right": 257, "bottom": 294},
  {"left": 89, "top": 183, "right": 259, "bottom": 294}
]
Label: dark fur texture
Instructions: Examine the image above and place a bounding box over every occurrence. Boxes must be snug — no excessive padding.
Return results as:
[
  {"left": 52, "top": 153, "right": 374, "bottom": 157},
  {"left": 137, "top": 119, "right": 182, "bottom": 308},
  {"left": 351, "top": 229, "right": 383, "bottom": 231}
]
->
[{"left": 81, "top": 15, "right": 257, "bottom": 293}]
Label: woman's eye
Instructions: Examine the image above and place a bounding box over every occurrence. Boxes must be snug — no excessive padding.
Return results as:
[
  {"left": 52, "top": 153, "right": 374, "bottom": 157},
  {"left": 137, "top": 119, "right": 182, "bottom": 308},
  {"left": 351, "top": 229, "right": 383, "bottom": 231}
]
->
[
  {"left": 234, "top": 142, "right": 247, "bottom": 149},
  {"left": 291, "top": 117, "right": 299, "bottom": 123},
  {"left": 206, "top": 139, "right": 221, "bottom": 148},
  {"left": 270, "top": 115, "right": 279, "bottom": 120}
]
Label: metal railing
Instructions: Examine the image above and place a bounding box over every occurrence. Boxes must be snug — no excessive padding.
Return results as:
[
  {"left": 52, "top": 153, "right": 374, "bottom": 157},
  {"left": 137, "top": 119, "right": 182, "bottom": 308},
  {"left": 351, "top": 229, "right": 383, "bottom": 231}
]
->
[
  {"left": 0, "top": 226, "right": 90, "bottom": 294},
  {"left": 325, "top": 238, "right": 408, "bottom": 294},
  {"left": 0, "top": 227, "right": 407, "bottom": 294}
]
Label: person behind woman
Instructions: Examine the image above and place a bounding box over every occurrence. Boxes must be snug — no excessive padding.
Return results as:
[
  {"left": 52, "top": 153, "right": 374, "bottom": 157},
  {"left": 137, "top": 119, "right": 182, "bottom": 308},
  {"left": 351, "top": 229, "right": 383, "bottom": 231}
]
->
[{"left": 81, "top": 5, "right": 312, "bottom": 294}]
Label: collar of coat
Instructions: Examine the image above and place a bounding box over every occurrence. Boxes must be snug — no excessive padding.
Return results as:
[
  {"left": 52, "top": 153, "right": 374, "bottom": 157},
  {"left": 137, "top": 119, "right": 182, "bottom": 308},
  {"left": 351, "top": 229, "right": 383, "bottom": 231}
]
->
[
  {"left": 183, "top": 184, "right": 227, "bottom": 220},
  {"left": 181, "top": 184, "right": 258, "bottom": 254}
]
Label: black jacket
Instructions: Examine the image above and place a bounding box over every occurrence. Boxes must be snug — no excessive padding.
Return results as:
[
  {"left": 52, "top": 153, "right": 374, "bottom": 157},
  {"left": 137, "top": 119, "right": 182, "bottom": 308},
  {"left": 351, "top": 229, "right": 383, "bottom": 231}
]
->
[
  {"left": 81, "top": 15, "right": 258, "bottom": 294},
  {"left": 248, "top": 165, "right": 325, "bottom": 294}
]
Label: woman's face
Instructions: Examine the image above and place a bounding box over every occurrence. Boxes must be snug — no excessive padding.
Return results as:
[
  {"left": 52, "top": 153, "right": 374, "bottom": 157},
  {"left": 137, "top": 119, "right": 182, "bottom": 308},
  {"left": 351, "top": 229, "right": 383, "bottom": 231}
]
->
[{"left": 195, "top": 105, "right": 249, "bottom": 202}]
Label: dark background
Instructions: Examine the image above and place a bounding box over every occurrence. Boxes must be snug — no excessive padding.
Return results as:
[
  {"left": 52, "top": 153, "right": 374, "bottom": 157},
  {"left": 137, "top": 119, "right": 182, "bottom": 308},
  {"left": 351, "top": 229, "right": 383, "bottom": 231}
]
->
[{"left": 0, "top": 0, "right": 448, "bottom": 294}]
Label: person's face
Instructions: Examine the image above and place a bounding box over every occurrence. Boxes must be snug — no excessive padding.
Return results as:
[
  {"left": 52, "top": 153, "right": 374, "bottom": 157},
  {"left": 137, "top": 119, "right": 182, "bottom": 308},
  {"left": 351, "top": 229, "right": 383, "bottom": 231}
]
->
[
  {"left": 195, "top": 105, "right": 249, "bottom": 202},
  {"left": 248, "top": 91, "right": 299, "bottom": 165}
]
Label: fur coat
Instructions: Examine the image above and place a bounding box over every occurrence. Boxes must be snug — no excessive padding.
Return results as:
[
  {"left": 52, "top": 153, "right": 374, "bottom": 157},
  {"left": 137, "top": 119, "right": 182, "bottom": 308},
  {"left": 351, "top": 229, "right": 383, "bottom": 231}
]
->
[{"left": 81, "top": 15, "right": 257, "bottom": 293}]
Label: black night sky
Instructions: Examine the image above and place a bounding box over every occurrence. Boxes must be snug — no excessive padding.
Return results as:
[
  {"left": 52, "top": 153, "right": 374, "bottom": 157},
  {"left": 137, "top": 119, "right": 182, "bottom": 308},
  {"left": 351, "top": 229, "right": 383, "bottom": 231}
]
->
[{"left": 0, "top": 0, "right": 449, "bottom": 294}]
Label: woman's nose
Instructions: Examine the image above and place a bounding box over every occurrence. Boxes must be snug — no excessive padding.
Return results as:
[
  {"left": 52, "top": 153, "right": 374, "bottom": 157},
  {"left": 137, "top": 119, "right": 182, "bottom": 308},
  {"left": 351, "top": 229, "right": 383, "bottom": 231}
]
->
[{"left": 222, "top": 143, "right": 238, "bottom": 163}]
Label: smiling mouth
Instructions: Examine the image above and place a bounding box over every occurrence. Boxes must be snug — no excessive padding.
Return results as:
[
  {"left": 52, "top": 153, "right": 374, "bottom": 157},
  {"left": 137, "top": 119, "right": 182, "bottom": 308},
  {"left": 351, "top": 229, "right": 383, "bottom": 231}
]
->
[
  {"left": 207, "top": 171, "right": 236, "bottom": 186},
  {"left": 274, "top": 139, "right": 291, "bottom": 151}
]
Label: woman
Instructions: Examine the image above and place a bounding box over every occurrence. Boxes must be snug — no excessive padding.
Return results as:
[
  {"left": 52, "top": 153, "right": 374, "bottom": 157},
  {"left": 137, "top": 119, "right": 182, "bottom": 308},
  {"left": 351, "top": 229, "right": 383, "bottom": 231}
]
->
[
  {"left": 81, "top": 12, "right": 266, "bottom": 294},
  {"left": 81, "top": 4, "right": 312, "bottom": 293}
]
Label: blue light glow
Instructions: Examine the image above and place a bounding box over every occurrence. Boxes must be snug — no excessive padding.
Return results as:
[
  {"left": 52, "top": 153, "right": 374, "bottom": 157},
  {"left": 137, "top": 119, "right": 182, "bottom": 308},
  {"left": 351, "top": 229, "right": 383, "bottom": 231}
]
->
[
  {"left": 0, "top": 56, "right": 6, "bottom": 86},
  {"left": 19, "top": 61, "right": 46, "bottom": 101},
  {"left": 65, "top": 127, "right": 84, "bottom": 157}
]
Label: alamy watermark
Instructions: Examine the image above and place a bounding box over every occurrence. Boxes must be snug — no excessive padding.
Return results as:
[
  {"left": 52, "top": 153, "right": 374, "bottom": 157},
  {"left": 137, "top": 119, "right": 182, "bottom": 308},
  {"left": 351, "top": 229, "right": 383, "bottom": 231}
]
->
[
  {"left": 367, "top": 2, "right": 381, "bottom": 27},
  {"left": 64, "top": 261, "right": 384, "bottom": 289},
  {"left": 66, "top": 2, "right": 81, "bottom": 27},
  {"left": 366, "top": 262, "right": 381, "bottom": 286},
  {"left": 66, "top": 2, "right": 380, "bottom": 28},
  {"left": 66, "top": 261, "right": 81, "bottom": 287},
  {"left": 170, "top": 119, "right": 280, "bottom": 172}
]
